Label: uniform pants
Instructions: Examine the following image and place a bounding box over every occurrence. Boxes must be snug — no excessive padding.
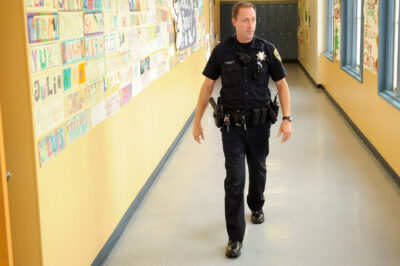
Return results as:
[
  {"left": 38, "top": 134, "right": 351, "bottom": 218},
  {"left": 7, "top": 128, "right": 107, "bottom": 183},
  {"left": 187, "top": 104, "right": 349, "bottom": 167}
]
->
[{"left": 221, "top": 122, "right": 271, "bottom": 241}]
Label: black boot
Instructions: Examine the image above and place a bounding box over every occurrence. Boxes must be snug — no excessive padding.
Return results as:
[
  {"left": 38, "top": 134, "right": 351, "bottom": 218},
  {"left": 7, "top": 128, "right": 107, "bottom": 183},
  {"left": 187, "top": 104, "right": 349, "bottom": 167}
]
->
[
  {"left": 251, "top": 209, "right": 265, "bottom": 224},
  {"left": 225, "top": 240, "right": 243, "bottom": 258}
]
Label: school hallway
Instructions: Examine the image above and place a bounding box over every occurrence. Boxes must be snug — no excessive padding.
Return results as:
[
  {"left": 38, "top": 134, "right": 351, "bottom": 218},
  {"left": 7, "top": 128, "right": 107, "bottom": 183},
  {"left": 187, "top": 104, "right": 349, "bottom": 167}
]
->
[{"left": 104, "top": 64, "right": 400, "bottom": 266}]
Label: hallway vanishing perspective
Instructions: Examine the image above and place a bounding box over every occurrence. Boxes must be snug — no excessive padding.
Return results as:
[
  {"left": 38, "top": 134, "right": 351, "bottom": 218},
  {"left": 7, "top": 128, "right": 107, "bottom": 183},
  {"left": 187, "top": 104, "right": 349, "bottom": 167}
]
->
[{"left": 104, "top": 64, "right": 400, "bottom": 266}]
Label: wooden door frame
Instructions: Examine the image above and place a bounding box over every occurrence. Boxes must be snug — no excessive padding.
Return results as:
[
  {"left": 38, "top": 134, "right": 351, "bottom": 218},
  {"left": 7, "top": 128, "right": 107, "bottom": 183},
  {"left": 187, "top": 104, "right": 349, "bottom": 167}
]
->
[{"left": 0, "top": 104, "right": 13, "bottom": 266}]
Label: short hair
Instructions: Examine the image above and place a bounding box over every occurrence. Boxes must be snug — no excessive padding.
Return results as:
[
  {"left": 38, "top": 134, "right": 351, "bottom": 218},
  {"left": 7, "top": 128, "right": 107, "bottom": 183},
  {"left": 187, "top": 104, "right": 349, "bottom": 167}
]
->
[{"left": 232, "top": 1, "right": 256, "bottom": 19}]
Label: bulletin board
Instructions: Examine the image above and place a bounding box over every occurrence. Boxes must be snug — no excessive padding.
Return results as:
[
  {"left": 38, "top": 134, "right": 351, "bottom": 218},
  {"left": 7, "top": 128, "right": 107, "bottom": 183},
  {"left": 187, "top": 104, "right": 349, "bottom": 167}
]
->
[{"left": 24, "top": 0, "right": 206, "bottom": 166}]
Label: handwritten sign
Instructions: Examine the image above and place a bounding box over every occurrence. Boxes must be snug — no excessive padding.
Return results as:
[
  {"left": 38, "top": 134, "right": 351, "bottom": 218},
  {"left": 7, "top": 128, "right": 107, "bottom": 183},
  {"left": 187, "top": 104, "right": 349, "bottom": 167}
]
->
[
  {"left": 119, "top": 66, "right": 132, "bottom": 86},
  {"left": 85, "top": 78, "right": 104, "bottom": 105},
  {"left": 119, "top": 83, "right": 132, "bottom": 107},
  {"left": 63, "top": 62, "right": 86, "bottom": 91},
  {"left": 86, "top": 56, "right": 105, "bottom": 82},
  {"left": 139, "top": 0, "right": 155, "bottom": 11},
  {"left": 103, "top": 13, "right": 118, "bottom": 33},
  {"left": 174, "top": 0, "right": 197, "bottom": 50},
  {"left": 104, "top": 70, "right": 120, "bottom": 96},
  {"left": 64, "top": 86, "right": 89, "bottom": 117},
  {"left": 58, "top": 0, "right": 83, "bottom": 10},
  {"left": 83, "top": 0, "right": 102, "bottom": 11},
  {"left": 26, "top": 0, "right": 57, "bottom": 10},
  {"left": 118, "top": 12, "right": 131, "bottom": 30},
  {"left": 34, "top": 96, "right": 64, "bottom": 137},
  {"left": 29, "top": 42, "right": 61, "bottom": 73},
  {"left": 104, "top": 92, "right": 120, "bottom": 118},
  {"left": 67, "top": 109, "right": 91, "bottom": 143},
  {"left": 363, "top": 0, "right": 378, "bottom": 74},
  {"left": 85, "top": 35, "right": 104, "bottom": 59},
  {"left": 103, "top": 0, "right": 117, "bottom": 11},
  {"left": 32, "top": 69, "right": 63, "bottom": 104},
  {"left": 38, "top": 125, "right": 67, "bottom": 166},
  {"left": 62, "top": 38, "right": 84, "bottom": 65},
  {"left": 27, "top": 13, "right": 59, "bottom": 43},
  {"left": 104, "top": 32, "right": 118, "bottom": 53},
  {"left": 59, "top": 12, "right": 84, "bottom": 40},
  {"left": 84, "top": 12, "right": 104, "bottom": 35},
  {"left": 117, "top": 0, "right": 129, "bottom": 10}
]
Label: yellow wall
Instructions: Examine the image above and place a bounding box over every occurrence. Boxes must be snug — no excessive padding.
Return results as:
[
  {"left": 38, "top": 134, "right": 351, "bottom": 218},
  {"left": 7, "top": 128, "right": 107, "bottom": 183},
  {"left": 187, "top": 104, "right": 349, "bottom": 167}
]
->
[
  {"left": 298, "top": 0, "right": 324, "bottom": 83},
  {"left": 0, "top": 1, "right": 211, "bottom": 266},
  {"left": 302, "top": 0, "right": 400, "bottom": 176}
]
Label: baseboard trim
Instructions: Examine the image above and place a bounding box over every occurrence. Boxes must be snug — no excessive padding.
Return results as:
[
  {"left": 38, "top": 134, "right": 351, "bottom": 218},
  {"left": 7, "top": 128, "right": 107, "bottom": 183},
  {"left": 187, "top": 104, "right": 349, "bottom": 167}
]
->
[
  {"left": 297, "top": 62, "right": 400, "bottom": 185},
  {"left": 91, "top": 109, "right": 196, "bottom": 266}
]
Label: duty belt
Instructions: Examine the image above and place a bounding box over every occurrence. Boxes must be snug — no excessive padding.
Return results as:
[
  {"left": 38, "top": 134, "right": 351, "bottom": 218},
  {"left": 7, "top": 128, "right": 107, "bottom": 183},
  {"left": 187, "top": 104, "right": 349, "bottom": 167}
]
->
[{"left": 222, "top": 106, "right": 270, "bottom": 132}]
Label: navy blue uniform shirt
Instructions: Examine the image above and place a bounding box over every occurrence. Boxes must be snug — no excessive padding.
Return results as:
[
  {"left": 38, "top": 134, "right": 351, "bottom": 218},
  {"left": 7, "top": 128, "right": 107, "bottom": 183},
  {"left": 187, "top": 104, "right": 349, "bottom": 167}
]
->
[{"left": 203, "top": 36, "right": 287, "bottom": 110}]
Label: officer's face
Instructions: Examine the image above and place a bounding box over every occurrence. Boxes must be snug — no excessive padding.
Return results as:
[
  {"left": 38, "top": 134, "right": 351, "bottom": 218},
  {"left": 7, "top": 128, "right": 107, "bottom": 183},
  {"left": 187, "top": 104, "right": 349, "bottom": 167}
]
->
[{"left": 232, "top": 7, "right": 256, "bottom": 42}]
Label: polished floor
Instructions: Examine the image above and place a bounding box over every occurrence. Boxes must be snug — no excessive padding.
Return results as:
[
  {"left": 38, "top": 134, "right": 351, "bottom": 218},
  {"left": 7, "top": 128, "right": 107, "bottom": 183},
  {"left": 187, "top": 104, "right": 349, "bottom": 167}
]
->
[{"left": 104, "top": 64, "right": 400, "bottom": 266}]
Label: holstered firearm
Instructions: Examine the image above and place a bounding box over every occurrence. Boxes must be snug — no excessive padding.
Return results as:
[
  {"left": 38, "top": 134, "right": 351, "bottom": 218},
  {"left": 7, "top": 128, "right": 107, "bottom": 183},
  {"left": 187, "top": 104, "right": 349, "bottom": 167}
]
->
[
  {"left": 209, "top": 97, "right": 223, "bottom": 128},
  {"left": 267, "top": 94, "right": 280, "bottom": 124}
]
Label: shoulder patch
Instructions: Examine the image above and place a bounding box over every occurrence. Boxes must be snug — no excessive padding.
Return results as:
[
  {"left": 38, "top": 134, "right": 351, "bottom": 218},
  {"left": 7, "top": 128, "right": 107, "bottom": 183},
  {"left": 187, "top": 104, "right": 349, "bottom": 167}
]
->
[{"left": 273, "top": 48, "right": 282, "bottom": 62}]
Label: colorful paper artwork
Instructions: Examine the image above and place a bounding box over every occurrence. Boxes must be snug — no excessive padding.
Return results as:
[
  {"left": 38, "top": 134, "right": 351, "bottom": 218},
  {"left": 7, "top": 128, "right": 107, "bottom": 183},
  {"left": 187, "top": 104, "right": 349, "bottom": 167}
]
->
[
  {"left": 63, "top": 62, "right": 86, "bottom": 91},
  {"left": 363, "top": 0, "right": 379, "bottom": 74},
  {"left": 104, "top": 70, "right": 120, "bottom": 95},
  {"left": 119, "top": 66, "right": 132, "bottom": 86},
  {"left": 59, "top": 12, "right": 84, "bottom": 40},
  {"left": 104, "top": 92, "right": 120, "bottom": 117},
  {"left": 38, "top": 125, "right": 67, "bottom": 166},
  {"left": 118, "top": 0, "right": 130, "bottom": 10},
  {"left": 34, "top": 97, "right": 64, "bottom": 137},
  {"left": 64, "top": 86, "right": 89, "bottom": 117},
  {"left": 26, "top": 0, "right": 57, "bottom": 10},
  {"left": 85, "top": 78, "right": 104, "bottom": 105},
  {"left": 27, "top": 13, "right": 59, "bottom": 43},
  {"left": 62, "top": 38, "right": 84, "bottom": 65},
  {"left": 58, "top": 0, "right": 83, "bottom": 10},
  {"left": 32, "top": 69, "right": 63, "bottom": 104},
  {"left": 119, "top": 83, "right": 132, "bottom": 107},
  {"left": 84, "top": 35, "right": 104, "bottom": 59},
  {"left": 83, "top": 0, "right": 102, "bottom": 11},
  {"left": 129, "top": 0, "right": 140, "bottom": 11},
  {"left": 30, "top": 42, "right": 61, "bottom": 73},
  {"left": 103, "top": 13, "right": 118, "bottom": 33},
  {"left": 84, "top": 12, "right": 104, "bottom": 35},
  {"left": 104, "top": 33, "right": 118, "bottom": 53},
  {"left": 103, "top": 0, "right": 117, "bottom": 11},
  {"left": 85, "top": 56, "right": 105, "bottom": 82},
  {"left": 67, "top": 109, "right": 91, "bottom": 144},
  {"left": 25, "top": 0, "right": 201, "bottom": 166},
  {"left": 334, "top": 0, "right": 341, "bottom": 60}
]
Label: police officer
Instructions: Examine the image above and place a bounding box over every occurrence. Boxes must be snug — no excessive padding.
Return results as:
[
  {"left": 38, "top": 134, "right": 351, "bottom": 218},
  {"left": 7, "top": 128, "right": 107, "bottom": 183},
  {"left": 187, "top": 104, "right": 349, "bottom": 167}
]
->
[{"left": 192, "top": 1, "right": 292, "bottom": 258}]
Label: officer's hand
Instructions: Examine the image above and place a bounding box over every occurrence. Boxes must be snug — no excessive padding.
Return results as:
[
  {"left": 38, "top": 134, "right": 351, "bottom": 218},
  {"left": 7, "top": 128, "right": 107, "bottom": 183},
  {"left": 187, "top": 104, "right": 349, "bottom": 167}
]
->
[
  {"left": 193, "top": 122, "right": 205, "bottom": 144},
  {"left": 277, "top": 120, "right": 292, "bottom": 143}
]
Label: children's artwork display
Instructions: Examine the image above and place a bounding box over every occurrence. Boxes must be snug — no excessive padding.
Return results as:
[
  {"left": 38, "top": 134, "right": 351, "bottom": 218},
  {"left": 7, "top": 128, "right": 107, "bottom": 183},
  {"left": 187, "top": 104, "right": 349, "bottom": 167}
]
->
[{"left": 25, "top": 0, "right": 207, "bottom": 166}]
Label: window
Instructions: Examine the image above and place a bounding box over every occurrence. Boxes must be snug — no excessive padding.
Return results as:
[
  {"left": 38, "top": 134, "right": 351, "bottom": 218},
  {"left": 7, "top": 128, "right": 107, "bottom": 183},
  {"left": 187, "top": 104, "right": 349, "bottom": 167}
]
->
[
  {"left": 378, "top": 0, "right": 400, "bottom": 109},
  {"left": 341, "top": 0, "right": 364, "bottom": 82},
  {"left": 323, "top": 0, "right": 334, "bottom": 61}
]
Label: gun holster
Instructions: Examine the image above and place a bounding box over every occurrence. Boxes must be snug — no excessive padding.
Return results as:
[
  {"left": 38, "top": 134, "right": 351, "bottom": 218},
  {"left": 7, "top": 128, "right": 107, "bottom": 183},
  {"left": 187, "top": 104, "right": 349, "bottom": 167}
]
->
[{"left": 267, "top": 94, "right": 280, "bottom": 124}]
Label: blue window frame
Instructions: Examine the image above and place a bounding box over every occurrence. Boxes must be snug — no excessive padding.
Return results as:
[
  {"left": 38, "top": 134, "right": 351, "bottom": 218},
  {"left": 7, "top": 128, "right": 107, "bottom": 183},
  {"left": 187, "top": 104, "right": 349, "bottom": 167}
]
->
[
  {"left": 341, "top": 0, "right": 364, "bottom": 82},
  {"left": 378, "top": 0, "right": 400, "bottom": 109},
  {"left": 323, "top": 0, "right": 334, "bottom": 61}
]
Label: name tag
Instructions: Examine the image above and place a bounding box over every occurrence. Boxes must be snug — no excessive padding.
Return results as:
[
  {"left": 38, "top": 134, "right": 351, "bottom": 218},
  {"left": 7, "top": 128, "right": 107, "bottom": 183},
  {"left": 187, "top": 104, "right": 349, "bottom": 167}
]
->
[{"left": 224, "top": 61, "right": 235, "bottom": 65}]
